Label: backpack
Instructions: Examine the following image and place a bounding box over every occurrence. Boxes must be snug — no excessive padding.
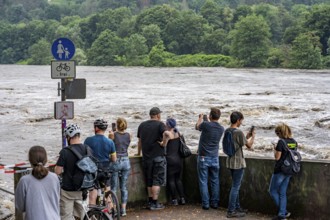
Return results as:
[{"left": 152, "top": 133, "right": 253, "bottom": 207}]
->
[
  {"left": 222, "top": 128, "right": 237, "bottom": 157},
  {"left": 280, "top": 139, "right": 302, "bottom": 175},
  {"left": 69, "top": 145, "right": 98, "bottom": 191}
]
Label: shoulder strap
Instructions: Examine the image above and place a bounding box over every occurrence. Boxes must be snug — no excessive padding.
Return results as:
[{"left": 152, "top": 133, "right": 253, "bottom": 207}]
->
[{"left": 68, "top": 145, "right": 86, "bottom": 160}]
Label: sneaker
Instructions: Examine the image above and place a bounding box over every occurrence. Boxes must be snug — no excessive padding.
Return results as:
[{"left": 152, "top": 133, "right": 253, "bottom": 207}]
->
[
  {"left": 202, "top": 206, "right": 209, "bottom": 210},
  {"left": 120, "top": 210, "right": 127, "bottom": 217},
  {"left": 179, "top": 197, "right": 186, "bottom": 205},
  {"left": 171, "top": 199, "right": 179, "bottom": 206},
  {"left": 150, "top": 202, "right": 165, "bottom": 211},
  {"left": 227, "top": 211, "right": 246, "bottom": 218},
  {"left": 285, "top": 212, "right": 291, "bottom": 218},
  {"left": 235, "top": 207, "right": 248, "bottom": 213},
  {"left": 210, "top": 205, "right": 218, "bottom": 209}
]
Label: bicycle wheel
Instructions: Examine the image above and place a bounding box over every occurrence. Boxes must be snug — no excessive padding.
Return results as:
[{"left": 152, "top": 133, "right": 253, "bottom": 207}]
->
[
  {"left": 84, "top": 209, "right": 110, "bottom": 220},
  {"left": 105, "top": 190, "right": 120, "bottom": 220}
]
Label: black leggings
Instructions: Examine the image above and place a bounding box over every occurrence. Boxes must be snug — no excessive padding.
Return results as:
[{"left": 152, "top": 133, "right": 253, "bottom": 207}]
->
[{"left": 167, "top": 170, "right": 184, "bottom": 199}]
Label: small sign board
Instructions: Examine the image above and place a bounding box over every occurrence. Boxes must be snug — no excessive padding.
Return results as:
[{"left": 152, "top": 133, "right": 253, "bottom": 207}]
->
[
  {"left": 54, "top": 101, "right": 74, "bottom": 120},
  {"left": 51, "top": 38, "right": 75, "bottom": 60},
  {"left": 51, "top": 60, "right": 76, "bottom": 79},
  {"left": 64, "top": 78, "right": 86, "bottom": 99}
]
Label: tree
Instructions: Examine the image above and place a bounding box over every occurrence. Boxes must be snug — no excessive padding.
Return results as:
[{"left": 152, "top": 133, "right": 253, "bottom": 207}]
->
[
  {"left": 87, "top": 30, "right": 125, "bottom": 66},
  {"left": 288, "top": 33, "right": 322, "bottom": 69},
  {"left": 200, "top": 0, "right": 233, "bottom": 31},
  {"left": 164, "top": 10, "right": 209, "bottom": 54},
  {"left": 124, "top": 33, "right": 148, "bottom": 59},
  {"left": 230, "top": 15, "right": 271, "bottom": 67},
  {"left": 27, "top": 38, "right": 52, "bottom": 65},
  {"left": 141, "top": 24, "right": 162, "bottom": 51},
  {"left": 304, "top": 4, "right": 330, "bottom": 55}
]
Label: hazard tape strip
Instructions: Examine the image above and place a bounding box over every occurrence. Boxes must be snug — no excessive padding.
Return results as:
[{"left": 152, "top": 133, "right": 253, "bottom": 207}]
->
[
  {"left": 0, "top": 162, "right": 27, "bottom": 169},
  {"left": 0, "top": 164, "right": 56, "bottom": 174}
]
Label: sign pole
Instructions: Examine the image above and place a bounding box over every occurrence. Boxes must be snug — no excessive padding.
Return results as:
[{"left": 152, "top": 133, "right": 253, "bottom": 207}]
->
[{"left": 61, "top": 78, "right": 66, "bottom": 148}]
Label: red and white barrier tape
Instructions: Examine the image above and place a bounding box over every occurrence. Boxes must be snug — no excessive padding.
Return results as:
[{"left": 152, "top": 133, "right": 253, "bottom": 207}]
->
[
  {"left": 0, "top": 162, "right": 27, "bottom": 169},
  {"left": 0, "top": 163, "right": 56, "bottom": 174}
]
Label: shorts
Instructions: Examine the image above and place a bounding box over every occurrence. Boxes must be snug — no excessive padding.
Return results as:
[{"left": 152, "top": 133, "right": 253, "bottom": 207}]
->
[
  {"left": 143, "top": 156, "right": 167, "bottom": 187},
  {"left": 60, "top": 189, "right": 84, "bottom": 220}
]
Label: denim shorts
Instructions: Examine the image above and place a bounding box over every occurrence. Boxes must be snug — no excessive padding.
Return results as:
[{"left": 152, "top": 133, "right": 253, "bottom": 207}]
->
[{"left": 143, "top": 156, "right": 167, "bottom": 187}]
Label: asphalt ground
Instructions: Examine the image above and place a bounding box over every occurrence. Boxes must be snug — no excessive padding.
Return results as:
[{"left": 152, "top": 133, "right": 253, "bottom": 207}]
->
[{"left": 124, "top": 203, "right": 273, "bottom": 220}]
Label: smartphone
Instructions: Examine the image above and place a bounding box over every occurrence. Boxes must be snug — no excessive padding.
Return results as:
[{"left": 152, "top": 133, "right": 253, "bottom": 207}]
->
[
  {"left": 203, "top": 114, "right": 208, "bottom": 121},
  {"left": 111, "top": 122, "right": 116, "bottom": 131},
  {"left": 250, "top": 126, "right": 255, "bottom": 134}
]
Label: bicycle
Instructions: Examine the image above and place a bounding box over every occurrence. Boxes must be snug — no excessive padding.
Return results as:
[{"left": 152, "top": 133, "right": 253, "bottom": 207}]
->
[{"left": 82, "top": 168, "right": 120, "bottom": 220}]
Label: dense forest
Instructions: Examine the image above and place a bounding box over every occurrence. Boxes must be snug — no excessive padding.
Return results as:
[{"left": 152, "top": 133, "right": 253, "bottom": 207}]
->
[{"left": 1, "top": 0, "right": 330, "bottom": 68}]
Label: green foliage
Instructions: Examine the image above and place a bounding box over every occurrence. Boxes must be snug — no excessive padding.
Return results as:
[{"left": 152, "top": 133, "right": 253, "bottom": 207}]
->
[
  {"left": 146, "top": 42, "right": 174, "bottom": 66},
  {"left": 87, "top": 29, "right": 125, "bottom": 66},
  {"left": 1, "top": 0, "right": 330, "bottom": 69},
  {"left": 165, "top": 54, "right": 235, "bottom": 67},
  {"left": 230, "top": 14, "right": 271, "bottom": 67},
  {"left": 27, "top": 38, "right": 52, "bottom": 65},
  {"left": 288, "top": 33, "right": 323, "bottom": 69}
]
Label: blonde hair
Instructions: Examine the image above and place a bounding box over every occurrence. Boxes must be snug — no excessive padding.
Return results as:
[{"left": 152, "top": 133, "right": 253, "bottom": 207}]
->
[
  {"left": 275, "top": 123, "right": 292, "bottom": 139},
  {"left": 116, "top": 117, "right": 127, "bottom": 132}
]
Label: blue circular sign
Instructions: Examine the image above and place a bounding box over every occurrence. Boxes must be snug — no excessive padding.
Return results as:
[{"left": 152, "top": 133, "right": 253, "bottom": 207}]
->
[{"left": 51, "top": 38, "right": 75, "bottom": 60}]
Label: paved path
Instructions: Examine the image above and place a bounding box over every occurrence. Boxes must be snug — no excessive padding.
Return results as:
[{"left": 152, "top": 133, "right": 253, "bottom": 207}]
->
[{"left": 125, "top": 204, "right": 272, "bottom": 220}]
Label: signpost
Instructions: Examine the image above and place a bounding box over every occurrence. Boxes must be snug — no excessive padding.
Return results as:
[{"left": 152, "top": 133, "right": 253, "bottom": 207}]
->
[{"left": 51, "top": 37, "right": 86, "bottom": 147}]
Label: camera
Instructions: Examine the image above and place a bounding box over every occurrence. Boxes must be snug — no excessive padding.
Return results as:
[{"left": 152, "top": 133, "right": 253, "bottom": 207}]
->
[
  {"left": 111, "top": 122, "right": 116, "bottom": 131},
  {"left": 249, "top": 126, "right": 255, "bottom": 134},
  {"left": 203, "top": 114, "right": 208, "bottom": 121}
]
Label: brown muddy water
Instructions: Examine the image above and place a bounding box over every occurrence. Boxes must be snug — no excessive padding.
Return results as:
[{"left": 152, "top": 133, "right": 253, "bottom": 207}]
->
[{"left": 0, "top": 65, "right": 330, "bottom": 199}]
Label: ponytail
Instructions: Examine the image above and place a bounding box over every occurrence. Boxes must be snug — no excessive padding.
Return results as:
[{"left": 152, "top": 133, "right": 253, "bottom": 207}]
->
[{"left": 29, "top": 146, "right": 49, "bottom": 179}]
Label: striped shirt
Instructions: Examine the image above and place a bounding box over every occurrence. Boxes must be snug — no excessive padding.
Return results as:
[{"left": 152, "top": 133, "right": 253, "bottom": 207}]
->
[{"left": 225, "top": 129, "right": 247, "bottom": 169}]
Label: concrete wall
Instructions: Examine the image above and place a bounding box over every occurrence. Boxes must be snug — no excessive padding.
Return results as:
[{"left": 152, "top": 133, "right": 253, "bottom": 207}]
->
[
  {"left": 126, "top": 155, "right": 330, "bottom": 220},
  {"left": 14, "top": 156, "right": 330, "bottom": 219}
]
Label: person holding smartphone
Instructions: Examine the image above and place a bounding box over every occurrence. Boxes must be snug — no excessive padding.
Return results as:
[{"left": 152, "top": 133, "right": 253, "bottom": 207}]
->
[
  {"left": 108, "top": 117, "right": 132, "bottom": 216},
  {"left": 225, "top": 111, "right": 255, "bottom": 218}
]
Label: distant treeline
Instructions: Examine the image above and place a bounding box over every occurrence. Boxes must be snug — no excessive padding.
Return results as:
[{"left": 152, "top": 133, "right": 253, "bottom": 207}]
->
[{"left": 0, "top": 0, "right": 330, "bottom": 68}]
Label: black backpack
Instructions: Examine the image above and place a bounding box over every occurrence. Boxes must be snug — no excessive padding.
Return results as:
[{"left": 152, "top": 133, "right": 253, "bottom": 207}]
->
[
  {"left": 222, "top": 128, "right": 237, "bottom": 157},
  {"left": 280, "top": 139, "right": 302, "bottom": 175},
  {"left": 69, "top": 145, "right": 98, "bottom": 191}
]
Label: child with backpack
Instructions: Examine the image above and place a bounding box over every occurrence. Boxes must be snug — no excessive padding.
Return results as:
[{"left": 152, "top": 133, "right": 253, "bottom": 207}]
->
[{"left": 269, "top": 123, "right": 301, "bottom": 220}]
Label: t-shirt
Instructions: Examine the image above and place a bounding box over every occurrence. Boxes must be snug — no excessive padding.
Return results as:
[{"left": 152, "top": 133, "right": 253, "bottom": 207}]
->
[
  {"left": 15, "top": 172, "right": 60, "bottom": 220},
  {"left": 84, "top": 134, "right": 116, "bottom": 163},
  {"left": 274, "top": 138, "right": 298, "bottom": 173},
  {"left": 137, "top": 120, "right": 166, "bottom": 160},
  {"left": 198, "top": 121, "right": 224, "bottom": 157},
  {"left": 56, "top": 144, "right": 89, "bottom": 191},
  {"left": 226, "top": 129, "right": 247, "bottom": 169}
]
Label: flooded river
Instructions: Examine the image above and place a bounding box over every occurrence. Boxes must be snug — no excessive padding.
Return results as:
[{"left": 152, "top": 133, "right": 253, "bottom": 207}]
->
[{"left": 1, "top": 65, "right": 330, "bottom": 193}]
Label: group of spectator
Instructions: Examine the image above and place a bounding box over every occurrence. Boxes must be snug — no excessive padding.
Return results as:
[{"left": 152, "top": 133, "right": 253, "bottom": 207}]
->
[{"left": 15, "top": 106, "right": 297, "bottom": 220}]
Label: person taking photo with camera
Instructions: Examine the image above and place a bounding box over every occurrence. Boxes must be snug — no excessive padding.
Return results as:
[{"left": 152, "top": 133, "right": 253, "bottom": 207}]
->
[{"left": 195, "top": 107, "right": 224, "bottom": 210}]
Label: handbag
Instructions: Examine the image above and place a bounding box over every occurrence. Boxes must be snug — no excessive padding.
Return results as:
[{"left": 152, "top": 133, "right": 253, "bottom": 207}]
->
[{"left": 179, "top": 133, "right": 192, "bottom": 158}]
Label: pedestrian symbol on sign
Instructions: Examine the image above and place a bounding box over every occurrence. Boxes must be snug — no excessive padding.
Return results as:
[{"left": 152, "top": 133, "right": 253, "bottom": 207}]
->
[{"left": 51, "top": 38, "right": 75, "bottom": 61}]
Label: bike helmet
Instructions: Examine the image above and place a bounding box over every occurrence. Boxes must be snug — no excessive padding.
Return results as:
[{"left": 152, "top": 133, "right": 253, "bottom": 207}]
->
[
  {"left": 64, "top": 124, "right": 81, "bottom": 137},
  {"left": 94, "top": 119, "right": 108, "bottom": 130}
]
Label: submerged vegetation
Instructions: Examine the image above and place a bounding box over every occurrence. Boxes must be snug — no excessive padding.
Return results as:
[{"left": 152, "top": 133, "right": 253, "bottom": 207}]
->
[{"left": 0, "top": 0, "right": 330, "bottom": 68}]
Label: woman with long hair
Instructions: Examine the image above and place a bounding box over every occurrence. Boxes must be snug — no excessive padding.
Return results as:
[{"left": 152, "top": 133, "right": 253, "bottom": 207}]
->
[
  {"left": 15, "top": 146, "right": 60, "bottom": 220},
  {"left": 109, "top": 117, "right": 131, "bottom": 216},
  {"left": 269, "top": 123, "right": 298, "bottom": 220}
]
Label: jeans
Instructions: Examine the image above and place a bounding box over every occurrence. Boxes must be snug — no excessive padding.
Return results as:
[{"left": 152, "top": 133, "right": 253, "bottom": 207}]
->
[
  {"left": 228, "top": 168, "right": 244, "bottom": 212},
  {"left": 110, "top": 157, "right": 131, "bottom": 204},
  {"left": 197, "top": 156, "right": 220, "bottom": 208},
  {"left": 269, "top": 173, "right": 291, "bottom": 217}
]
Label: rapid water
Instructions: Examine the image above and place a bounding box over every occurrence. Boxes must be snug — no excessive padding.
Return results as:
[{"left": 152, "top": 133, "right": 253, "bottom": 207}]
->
[{"left": 0, "top": 65, "right": 330, "bottom": 169}]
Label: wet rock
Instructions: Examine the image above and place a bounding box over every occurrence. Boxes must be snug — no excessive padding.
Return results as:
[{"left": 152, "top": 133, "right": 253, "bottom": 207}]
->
[{"left": 315, "top": 117, "right": 330, "bottom": 128}]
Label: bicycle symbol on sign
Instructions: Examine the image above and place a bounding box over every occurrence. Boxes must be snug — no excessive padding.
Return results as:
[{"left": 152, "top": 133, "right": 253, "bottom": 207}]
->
[{"left": 56, "top": 63, "right": 70, "bottom": 72}]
